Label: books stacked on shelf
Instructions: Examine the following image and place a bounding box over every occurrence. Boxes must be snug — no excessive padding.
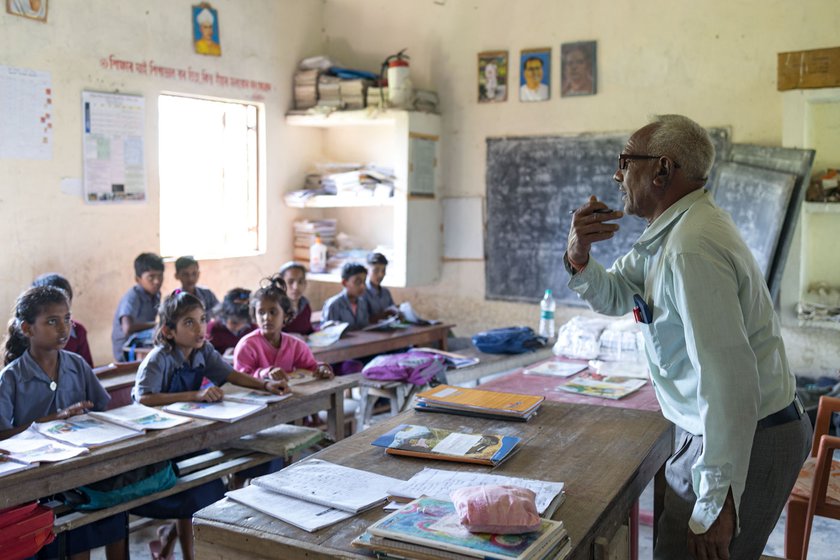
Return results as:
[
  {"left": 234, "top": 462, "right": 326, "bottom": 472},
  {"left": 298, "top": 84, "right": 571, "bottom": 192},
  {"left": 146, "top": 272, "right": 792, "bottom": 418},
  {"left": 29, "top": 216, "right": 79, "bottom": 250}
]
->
[
  {"left": 415, "top": 385, "right": 544, "bottom": 422},
  {"left": 292, "top": 219, "right": 337, "bottom": 264},
  {"left": 225, "top": 458, "right": 403, "bottom": 532},
  {"left": 353, "top": 497, "right": 571, "bottom": 560},
  {"left": 557, "top": 371, "right": 647, "bottom": 400},
  {"left": 387, "top": 467, "right": 565, "bottom": 518},
  {"left": 284, "top": 164, "right": 395, "bottom": 207},
  {"left": 317, "top": 74, "right": 342, "bottom": 108},
  {"left": 366, "top": 85, "right": 389, "bottom": 108},
  {"left": 372, "top": 424, "right": 521, "bottom": 467},
  {"left": 293, "top": 68, "right": 319, "bottom": 110},
  {"left": 162, "top": 400, "right": 267, "bottom": 423},
  {"left": 339, "top": 78, "right": 372, "bottom": 109}
]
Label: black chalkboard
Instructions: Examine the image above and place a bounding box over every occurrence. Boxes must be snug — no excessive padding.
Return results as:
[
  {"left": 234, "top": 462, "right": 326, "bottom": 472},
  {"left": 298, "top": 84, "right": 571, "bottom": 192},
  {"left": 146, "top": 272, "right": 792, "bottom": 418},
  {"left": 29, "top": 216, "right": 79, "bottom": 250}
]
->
[{"left": 485, "top": 129, "right": 730, "bottom": 305}]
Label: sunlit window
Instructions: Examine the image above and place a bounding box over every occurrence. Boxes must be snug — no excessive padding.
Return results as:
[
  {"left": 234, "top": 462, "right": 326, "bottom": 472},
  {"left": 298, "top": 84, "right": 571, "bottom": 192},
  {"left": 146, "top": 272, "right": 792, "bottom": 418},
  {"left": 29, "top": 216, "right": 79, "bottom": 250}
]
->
[{"left": 158, "top": 94, "right": 261, "bottom": 259}]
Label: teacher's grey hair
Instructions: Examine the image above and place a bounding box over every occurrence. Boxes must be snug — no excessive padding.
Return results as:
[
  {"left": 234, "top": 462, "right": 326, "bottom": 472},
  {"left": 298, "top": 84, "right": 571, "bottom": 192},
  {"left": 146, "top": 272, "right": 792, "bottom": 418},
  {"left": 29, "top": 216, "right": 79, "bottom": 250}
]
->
[{"left": 647, "top": 114, "right": 715, "bottom": 183}]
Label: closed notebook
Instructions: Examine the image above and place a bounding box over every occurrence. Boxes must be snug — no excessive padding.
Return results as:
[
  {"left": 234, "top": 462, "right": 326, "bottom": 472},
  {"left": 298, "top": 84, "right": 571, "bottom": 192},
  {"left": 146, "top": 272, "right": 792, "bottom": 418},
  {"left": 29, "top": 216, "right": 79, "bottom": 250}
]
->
[
  {"left": 556, "top": 372, "right": 646, "bottom": 400},
  {"left": 367, "top": 497, "right": 568, "bottom": 560},
  {"left": 372, "top": 424, "right": 520, "bottom": 467},
  {"left": 416, "top": 385, "right": 544, "bottom": 418}
]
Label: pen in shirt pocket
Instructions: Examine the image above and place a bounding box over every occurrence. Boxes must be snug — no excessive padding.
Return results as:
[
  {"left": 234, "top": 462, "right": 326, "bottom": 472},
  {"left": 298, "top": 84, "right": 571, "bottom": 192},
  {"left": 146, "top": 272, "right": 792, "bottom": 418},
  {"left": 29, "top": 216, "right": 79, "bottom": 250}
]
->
[{"left": 633, "top": 294, "right": 653, "bottom": 324}]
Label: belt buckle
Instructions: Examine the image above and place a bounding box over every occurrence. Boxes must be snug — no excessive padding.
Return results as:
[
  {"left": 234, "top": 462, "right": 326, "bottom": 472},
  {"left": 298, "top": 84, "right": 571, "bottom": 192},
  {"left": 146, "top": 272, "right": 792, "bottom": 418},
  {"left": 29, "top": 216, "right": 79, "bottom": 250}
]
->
[{"left": 793, "top": 394, "right": 804, "bottom": 417}]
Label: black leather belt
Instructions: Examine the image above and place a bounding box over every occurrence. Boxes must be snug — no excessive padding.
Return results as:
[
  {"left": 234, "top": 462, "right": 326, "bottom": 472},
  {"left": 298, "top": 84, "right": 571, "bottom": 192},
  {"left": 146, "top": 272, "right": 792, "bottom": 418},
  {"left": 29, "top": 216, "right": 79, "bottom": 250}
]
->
[{"left": 757, "top": 397, "right": 803, "bottom": 430}]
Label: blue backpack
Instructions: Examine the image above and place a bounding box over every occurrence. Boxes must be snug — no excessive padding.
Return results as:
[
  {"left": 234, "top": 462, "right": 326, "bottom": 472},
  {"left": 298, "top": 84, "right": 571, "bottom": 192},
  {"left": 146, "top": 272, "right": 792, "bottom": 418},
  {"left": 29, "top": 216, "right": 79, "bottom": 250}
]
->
[{"left": 471, "top": 326, "right": 547, "bottom": 354}]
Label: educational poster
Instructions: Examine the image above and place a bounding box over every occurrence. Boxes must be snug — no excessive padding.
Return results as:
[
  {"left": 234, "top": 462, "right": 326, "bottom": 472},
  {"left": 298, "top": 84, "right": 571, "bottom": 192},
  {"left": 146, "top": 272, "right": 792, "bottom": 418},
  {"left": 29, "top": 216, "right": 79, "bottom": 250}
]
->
[
  {"left": 5, "top": 0, "right": 48, "bottom": 22},
  {"left": 193, "top": 3, "right": 221, "bottom": 56},
  {"left": 520, "top": 48, "right": 551, "bottom": 102},
  {"left": 408, "top": 133, "right": 438, "bottom": 197},
  {"left": 0, "top": 64, "right": 52, "bottom": 160},
  {"left": 82, "top": 91, "right": 146, "bottom": 203},
  {"left": 561, "top": 41, "right": 596, "bottom": 97},
  {"left": 477, "top": 51, "right": 507, "bottom": 103}
]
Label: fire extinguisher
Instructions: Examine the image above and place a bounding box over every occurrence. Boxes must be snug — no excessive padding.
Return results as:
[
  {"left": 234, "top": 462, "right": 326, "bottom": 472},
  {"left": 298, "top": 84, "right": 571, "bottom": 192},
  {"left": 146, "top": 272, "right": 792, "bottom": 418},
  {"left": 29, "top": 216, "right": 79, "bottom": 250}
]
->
[{"left": 380, "top": 49, "right": 412, "bottom": 109}]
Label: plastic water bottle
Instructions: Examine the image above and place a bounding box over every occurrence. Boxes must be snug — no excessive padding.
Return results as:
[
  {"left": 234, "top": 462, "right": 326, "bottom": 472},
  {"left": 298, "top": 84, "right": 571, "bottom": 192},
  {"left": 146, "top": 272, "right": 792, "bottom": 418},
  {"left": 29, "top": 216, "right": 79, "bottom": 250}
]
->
[
  {"left": 539, "top": 289, "right": 556, "bottom": 339},
  {"left": 309, "top": 235, "right": 327, "bottom": 274}
]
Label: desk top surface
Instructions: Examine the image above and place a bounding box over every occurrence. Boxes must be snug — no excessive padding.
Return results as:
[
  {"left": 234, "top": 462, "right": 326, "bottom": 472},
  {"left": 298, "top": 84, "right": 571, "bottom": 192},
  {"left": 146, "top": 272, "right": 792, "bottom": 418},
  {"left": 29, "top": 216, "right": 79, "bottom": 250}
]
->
[
  {"left": 194, "top": 401, "right": 673, "bottom": 560},
  {"left": 0, "top": 374, "right": 360, "bottom": 508},
  {"left": 311, "top": 323, "right": 453, "bottom": 363}
]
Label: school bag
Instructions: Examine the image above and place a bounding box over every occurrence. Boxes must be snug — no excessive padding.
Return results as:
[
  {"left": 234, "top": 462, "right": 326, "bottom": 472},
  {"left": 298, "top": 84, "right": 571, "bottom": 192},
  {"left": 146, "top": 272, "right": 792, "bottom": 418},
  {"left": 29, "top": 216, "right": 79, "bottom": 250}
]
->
[
  {"left": 471, "top": 326, "right": 547, "bottom": 354},
  {"left": 0, "top": 501, "right": 55, "bottom": 560},
  {"left": 362, "top": 351, "right": 446, "bottom": 386},
  {"left": 60, "top": 460, "right": 177, "bottom": 511}
]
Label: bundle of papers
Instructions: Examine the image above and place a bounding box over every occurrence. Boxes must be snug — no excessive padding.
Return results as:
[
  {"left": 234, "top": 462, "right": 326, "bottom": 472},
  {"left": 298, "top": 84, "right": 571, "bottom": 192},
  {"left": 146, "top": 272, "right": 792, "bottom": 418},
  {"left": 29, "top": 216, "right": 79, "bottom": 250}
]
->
[
  {"left": 293, "top": 68, "right": 319, "bottom": 110},
  {"left": 386, "top": 467, "right": 565, "bottom": 518},
  {"left": 523, "top": 360, "right": 587, "bottom": 378},
  {"left": 339, "top": 78, "right": 372, "bottom": 109},
  {"left": 162, "top": 400, "right": 266, "bottom": 423},
  {"left": 89, "top": 403, "right": 191, "bottom": 431},
  {"left": 415, "top": 385, "right": 544, "bottom": 422},
  {"left": 557, "top": 372, "right": 646, "bottom": 400},
  {"left": 317, "top": 74, "right": 342, "bottom": 108},
  {"left": 35, "top": 414, "right": 144, "bottom": 448},
  {"left": 372, "top": 424, "right": 521, "bottom": 467},
  {"left": 355, "top": 497, "right": 570, "bottom": 560}
]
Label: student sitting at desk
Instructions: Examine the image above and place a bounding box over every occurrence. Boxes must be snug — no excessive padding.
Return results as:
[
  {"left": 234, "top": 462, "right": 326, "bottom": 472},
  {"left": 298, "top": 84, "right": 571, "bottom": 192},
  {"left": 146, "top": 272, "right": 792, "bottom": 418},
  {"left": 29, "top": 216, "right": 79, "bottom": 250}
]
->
[
  {"left": 32, "top": 273, "right": 94, "bottom": 367},
  {"left": 0, "top": 286, "right": 128, "bottom": 560},
  {"left": 174, "top": 256, "right": 219, "bottom": 318},
  {"left": 131, "top": 290, "right": 288, "bottom": 560},
  {"left": 111, "top": 252, "right": 164, "bottom": 361},
  {"left": 365, "top": 252, "right": 399, "bottom": 322},
  {"left": 206, "top": 287, "right": 255, "bottom": 354},
  {"left": 279, "top": 261, "right": 315, "bottom": 335},
  {"left": 321, "top": 262, "right": 371, "bottom": 330}
]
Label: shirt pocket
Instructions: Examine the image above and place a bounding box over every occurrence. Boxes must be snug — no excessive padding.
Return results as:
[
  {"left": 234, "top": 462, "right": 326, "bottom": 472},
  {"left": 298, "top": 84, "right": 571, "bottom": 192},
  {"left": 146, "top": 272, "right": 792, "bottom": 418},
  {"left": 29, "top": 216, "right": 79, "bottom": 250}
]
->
[{"left": 640, "top": 319, "right": 676, "bottom": 378}]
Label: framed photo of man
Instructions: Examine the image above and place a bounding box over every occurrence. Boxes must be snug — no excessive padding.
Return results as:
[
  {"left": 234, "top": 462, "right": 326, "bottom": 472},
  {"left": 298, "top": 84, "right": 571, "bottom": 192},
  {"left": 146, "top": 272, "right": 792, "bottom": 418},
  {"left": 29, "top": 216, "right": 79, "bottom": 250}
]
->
[
  {"left": 561, "top": 41, "right": 596, "bottom": 97},
  {"left": 478, "top": 51, "right": 508, "bottom": 103},
  {"left": 6, "top": 0, "right": 47, "bottom": 22},
  {"left": 193, "top": 3, "right": 221, "bottom": 56},
  {"left": 519, "top": 48, "right": 551, "bottom": 102}
]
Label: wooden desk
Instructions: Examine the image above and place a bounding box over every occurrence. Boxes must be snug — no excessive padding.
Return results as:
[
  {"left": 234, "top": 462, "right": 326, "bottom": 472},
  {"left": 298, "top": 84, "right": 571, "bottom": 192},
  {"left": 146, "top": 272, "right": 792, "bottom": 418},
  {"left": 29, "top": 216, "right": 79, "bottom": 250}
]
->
[
  {"left": 193, "top": 402, "right": 673, "bottom": 560},
  {"left": 312, "top": 323, "right": 453, "bottom": 364},
  {"left": 0, "top": 374, "right": 359, "bottom": 510}
]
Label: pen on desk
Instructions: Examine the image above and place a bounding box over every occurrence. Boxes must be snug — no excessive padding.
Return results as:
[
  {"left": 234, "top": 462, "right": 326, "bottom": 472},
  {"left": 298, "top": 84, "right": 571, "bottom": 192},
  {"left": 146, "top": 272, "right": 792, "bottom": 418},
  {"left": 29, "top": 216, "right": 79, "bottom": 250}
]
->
[{"left": 569, "top": 208, "right": 614, "bottom": 215}]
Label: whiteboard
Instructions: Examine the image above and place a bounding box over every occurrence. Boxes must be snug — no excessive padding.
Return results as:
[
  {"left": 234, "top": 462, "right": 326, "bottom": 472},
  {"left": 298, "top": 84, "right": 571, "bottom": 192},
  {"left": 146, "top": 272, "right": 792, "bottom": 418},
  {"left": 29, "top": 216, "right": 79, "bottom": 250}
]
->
[
  {"left": 82, "top": 91, "right": 146, "bottom": 203},
  {"left": 443, "top": 197, "right": 484, "bottom": 260}
]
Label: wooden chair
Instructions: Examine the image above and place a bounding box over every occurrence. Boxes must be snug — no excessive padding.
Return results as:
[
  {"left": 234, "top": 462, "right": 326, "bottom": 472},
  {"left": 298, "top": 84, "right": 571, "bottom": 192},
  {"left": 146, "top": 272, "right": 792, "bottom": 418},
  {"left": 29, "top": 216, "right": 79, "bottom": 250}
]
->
[{"left": 784, "top": 395, "right": 840, "bottom": 560}]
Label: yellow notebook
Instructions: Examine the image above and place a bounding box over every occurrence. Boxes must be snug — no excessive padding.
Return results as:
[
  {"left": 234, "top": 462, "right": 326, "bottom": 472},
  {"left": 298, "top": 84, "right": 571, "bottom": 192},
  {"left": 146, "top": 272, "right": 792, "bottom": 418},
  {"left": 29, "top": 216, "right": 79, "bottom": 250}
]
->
[{"left": 415, "top": 385, "right": 544, "bottom": 418}]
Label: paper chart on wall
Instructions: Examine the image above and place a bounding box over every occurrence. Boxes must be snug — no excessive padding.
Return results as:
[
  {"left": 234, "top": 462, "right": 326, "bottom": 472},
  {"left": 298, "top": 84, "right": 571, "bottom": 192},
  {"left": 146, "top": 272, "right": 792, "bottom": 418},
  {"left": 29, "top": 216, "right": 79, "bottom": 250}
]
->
[
  {"left": 82, "top": 91, "right": 146, "bottom": 203},
  {"left": 0, "top": 64, "right": 52, "bottom": 160}
]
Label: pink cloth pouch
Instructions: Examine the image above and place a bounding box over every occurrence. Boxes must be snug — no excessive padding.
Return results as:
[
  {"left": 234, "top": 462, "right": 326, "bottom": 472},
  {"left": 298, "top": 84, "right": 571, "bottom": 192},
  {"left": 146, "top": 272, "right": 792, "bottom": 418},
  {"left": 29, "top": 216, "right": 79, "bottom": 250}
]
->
[{"left": 450, "top": 485, "right": 541, "bottom": 534}]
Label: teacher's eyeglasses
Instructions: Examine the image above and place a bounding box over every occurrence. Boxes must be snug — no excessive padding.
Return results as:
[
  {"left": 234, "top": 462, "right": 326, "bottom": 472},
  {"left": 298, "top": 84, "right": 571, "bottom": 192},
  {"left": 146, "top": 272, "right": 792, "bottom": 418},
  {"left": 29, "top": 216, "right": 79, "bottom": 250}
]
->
[{"left": 618, "top": 154, "right": 681, "bottom": 171}]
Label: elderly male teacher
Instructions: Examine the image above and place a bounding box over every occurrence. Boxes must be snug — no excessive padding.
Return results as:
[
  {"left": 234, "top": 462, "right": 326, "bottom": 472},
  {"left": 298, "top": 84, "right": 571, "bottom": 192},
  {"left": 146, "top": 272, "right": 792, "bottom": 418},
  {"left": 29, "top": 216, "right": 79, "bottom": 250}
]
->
[{"left": 563, "top": 114, "right": 811, "bottom": 559}]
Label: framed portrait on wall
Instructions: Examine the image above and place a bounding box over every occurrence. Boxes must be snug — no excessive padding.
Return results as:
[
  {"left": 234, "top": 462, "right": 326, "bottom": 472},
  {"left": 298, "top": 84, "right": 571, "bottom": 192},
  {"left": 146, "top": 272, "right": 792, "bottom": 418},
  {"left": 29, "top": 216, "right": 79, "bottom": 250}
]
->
[
  {"left": 193, "top": 3, "right": 221, "bottom": 56},
  {"left": 6, "top": 0, "right": 47, "bottom": 22},
  {"left": 520, "top": 48, "right": 551, "bottom": 102},
  {"left": 561, "top": 41, "right": 597, "bottom": 97},
  {"left": 478, "top": 51, "right": 508, "bottom": 103}
]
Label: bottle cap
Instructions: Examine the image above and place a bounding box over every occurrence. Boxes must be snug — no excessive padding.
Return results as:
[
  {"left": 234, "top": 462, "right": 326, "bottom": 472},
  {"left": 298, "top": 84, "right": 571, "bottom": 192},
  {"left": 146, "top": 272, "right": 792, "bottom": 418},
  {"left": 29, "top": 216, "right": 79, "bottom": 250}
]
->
[{"left": 545, "top": 289, "right": 552, "bottom": 296}]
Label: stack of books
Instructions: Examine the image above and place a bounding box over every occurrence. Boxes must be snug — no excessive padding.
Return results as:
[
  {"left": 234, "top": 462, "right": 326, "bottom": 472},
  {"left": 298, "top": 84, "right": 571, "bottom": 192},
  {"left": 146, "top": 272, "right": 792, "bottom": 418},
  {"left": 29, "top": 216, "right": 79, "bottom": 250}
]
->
[
  {"left": 293, "top": 69, "right": 319, "bottom": 110},
  {"left": 317, "top": 74, "right": 342, "bottom": 108},
  {"left": 353, "top": 497, "right": 571, "bottom": 560},
  {"left": 372, "top": 424, "right": 521, "bottom": 467},
  {"left": 292, "top": 219, "right": 337, "bottom": 264},
  {"left": 366, "top": 86, "right": 389, "bottom": 108},
  {"left": 339, "top": 78, "right": 372, "bottom": 109},
  {"left": 225, "top": 458, "right": 403, "bottom": 532},
  {"left": 415, "top": 385, "right": 544, "bottom": 422}
]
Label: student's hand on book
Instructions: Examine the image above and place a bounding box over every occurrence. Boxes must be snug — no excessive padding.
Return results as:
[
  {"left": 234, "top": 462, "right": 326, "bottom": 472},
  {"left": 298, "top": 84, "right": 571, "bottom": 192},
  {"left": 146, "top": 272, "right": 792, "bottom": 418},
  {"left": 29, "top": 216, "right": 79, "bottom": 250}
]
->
[
  {"left": 55, "top": 401, "right": 94, "bottom": 420},
  {"left": 263, "top": 379, "right": 289, "bottom": 395},
  {"left": 197, "top": 386, "right": 224, "bottom": 402},
  {"left": 267, "top": 367, "right": 288, "bottom": 382},
  {"left": 314, "top": 363, "right": 335, "bottom": 380}
]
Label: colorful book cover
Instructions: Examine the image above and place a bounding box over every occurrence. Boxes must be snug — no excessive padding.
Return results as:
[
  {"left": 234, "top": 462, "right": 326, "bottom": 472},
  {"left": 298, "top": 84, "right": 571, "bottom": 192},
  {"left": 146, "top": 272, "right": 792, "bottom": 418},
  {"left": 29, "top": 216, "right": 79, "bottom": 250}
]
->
[
  {"left": 371, "top": 424, "right": 520, "bottom": 466},
  {"left": 416, "top": 385, "right": 544, "bottom": 416},
  {"left": 368, "top": 497, "right": 565, "bottom": 560},
  {"left": 556, "top": 371, "right": 646, "bottom": 400}
]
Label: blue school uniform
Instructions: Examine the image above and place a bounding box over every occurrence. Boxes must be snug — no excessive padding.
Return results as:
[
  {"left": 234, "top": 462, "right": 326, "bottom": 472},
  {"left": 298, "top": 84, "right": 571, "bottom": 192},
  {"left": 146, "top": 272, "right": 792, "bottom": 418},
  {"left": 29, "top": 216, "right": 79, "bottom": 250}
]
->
[
  {"left": 111, "top": 284, "right": 161, "bottom": 360},
  {"left": 0, "top": 350, "right": 127, "bottom": 557},
  {"left": 365, "top": 279, "right": 395, "bottom": 317},
  {"left": 131, "top": 343, "right": 232, "bottom": 518},
  {"left": 193, "top": 286, "right": 219, "bottom": 317},
  {"left": 321, "top": 290, "right": 371, "bottom": 330}
]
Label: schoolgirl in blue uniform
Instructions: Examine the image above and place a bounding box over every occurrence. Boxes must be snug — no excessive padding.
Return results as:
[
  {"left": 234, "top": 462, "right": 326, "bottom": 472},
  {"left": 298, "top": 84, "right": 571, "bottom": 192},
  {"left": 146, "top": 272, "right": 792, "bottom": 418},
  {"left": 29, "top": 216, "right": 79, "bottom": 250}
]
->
[
  {"left": 0, "top": 286, "right": 127, "bottom": 560},
  {"left": 131, "top": 290, "right": 288, "bottom": 560}
]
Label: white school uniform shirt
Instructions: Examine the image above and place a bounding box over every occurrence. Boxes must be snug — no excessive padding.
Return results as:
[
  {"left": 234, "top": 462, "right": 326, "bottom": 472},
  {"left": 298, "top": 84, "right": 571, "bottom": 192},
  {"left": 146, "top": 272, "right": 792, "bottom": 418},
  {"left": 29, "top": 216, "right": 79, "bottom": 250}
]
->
[
  {"left": 0, "top": 350, "right": 110, "bottom": 430},
  {"left": 566, "top": 188, "right": 795, "bottom": 533}
]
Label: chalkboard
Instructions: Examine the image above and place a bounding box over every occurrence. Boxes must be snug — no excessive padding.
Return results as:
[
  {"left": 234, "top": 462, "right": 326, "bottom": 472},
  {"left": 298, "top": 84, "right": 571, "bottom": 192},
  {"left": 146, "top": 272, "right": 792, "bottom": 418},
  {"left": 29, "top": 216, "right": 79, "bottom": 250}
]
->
[
  {"left": 710, "top": 162, "right": 796, "bottom": 279},
  {"left": 484, "top": 129, "right": 730, "bottom": 305},
  {"left": 726, "top": 144, "right": 815, "bottom": 301}
]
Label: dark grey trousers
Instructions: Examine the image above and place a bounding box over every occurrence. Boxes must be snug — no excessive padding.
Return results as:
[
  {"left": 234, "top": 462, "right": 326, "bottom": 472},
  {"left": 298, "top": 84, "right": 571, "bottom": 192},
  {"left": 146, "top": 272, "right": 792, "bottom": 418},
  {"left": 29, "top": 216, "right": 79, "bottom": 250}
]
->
[{"left": 653, "top": 412, "right": 812, "bottom": 560}]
